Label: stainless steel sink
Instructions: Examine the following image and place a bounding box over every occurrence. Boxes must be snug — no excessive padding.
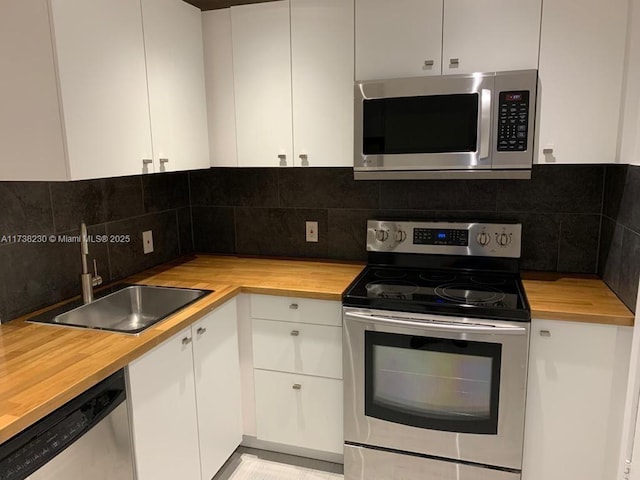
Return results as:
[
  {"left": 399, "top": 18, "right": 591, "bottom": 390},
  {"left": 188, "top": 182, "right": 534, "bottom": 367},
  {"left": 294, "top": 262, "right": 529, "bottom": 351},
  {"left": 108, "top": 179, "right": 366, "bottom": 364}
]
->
[{"left": 29, "top": 285, "right": 212, "bottom": 334}]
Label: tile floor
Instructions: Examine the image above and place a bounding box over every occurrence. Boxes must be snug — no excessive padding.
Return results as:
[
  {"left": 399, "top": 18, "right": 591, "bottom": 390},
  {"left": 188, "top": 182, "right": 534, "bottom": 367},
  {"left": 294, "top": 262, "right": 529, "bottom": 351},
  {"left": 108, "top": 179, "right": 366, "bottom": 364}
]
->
[{"left": 213, "top": 447, "right": 344, "bottom": 480}]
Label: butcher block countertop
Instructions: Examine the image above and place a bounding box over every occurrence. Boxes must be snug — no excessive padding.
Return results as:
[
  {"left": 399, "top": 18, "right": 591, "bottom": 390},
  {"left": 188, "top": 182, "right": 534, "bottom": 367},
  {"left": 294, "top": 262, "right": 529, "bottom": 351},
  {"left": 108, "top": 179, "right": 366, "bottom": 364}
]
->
[{"left": 0, "top": 255, "right": 633, "bottom": 444}]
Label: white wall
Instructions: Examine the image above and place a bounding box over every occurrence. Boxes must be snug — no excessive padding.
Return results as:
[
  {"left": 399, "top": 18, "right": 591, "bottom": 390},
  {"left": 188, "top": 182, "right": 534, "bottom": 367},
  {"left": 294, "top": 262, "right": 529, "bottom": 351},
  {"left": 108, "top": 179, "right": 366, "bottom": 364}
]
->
[{"left": 619, "top": 0, "right": 640, "bottom": 166}]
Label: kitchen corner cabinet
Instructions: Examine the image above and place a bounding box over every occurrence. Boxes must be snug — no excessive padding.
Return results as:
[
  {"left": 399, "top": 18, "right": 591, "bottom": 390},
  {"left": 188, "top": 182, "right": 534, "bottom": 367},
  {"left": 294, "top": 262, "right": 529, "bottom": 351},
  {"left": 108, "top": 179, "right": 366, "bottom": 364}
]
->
[
  {"left": 225, "top": 0, "right": 354, "bottom": 167},
  {"left": 250, "top": 295, "right": 344, "bottom": 454},
  {"left": 127, "top": 299, "right": 241, "bottom": 480},
  {"left": 0, "top": 0, "right": 208, "bottom": 181},
  {"left": 536, "top": 0, "right": 627, "bottom": 164},
  {"left": 355, "top": 0, "right": 541, "bottom": 80},
  {"left": 522, "top": 319, "right": 632, "bottom": 480}
]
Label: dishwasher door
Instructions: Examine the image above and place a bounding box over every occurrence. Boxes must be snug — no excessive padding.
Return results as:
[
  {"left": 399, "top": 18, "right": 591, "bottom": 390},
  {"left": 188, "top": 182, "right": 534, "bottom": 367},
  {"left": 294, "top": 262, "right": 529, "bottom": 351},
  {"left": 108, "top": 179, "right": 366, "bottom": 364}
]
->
[
  {"left": 0, "top": 370, "right": 135, "bottom": 480},
  {"left": 27, "top": 401, "right": 134, "bottom": 480}
]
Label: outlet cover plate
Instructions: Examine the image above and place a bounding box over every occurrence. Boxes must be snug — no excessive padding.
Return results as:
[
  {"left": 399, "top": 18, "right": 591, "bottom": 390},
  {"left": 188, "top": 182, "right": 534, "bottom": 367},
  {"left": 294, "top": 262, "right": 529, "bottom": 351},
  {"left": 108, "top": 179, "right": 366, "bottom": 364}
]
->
[
  {"left": 305, "top": 221, "right": 318, "bottom": 243},
  {"left": 143, "top": 230, "right": 154, "bottom": 254}
]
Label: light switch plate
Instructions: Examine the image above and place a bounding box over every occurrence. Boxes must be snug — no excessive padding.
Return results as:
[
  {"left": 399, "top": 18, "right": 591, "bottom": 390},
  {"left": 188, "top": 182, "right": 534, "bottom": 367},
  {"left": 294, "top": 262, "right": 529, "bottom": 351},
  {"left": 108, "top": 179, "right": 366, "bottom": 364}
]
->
[
  {"left": 142, "top": 230, "right": 154, "bottom": 254},
  {"left": 306, "top": 221, "right": 318, "bottom": 243}
]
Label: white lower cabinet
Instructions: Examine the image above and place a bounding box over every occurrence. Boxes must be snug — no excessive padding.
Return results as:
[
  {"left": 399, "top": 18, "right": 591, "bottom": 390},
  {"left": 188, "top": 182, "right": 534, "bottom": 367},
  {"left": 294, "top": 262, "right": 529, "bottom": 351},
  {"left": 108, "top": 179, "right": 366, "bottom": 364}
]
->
[
  {"left": 522, "top": 318, "right": 632, "bottom": 480},
  {"left": 250, "top": 295, "right": 343, "bottom": 455},
  {"left": 127, "top": 298, "right": 241, "bottom": 480}
]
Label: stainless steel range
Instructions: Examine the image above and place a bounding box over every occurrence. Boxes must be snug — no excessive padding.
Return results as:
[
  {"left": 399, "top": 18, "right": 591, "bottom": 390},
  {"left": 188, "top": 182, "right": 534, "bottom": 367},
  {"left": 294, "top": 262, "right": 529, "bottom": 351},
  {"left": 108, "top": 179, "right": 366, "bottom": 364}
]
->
[{"left": 342, "top": 220, "right": 531, "bottom": 480}]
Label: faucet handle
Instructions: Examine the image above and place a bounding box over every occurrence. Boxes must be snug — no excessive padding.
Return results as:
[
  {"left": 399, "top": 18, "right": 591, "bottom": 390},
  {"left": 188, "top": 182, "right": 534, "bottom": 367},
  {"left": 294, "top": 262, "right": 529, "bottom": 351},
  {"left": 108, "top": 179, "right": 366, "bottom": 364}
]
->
[{"left": 92, "top": 259, "right": 103, "bottom": 287}]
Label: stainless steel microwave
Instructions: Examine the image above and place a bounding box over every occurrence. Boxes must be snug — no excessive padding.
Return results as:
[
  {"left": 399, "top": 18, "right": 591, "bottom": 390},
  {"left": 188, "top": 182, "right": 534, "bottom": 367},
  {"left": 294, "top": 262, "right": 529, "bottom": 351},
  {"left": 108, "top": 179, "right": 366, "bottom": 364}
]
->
[{"left": 354, "top": 70, "right": 538, "bottom": 180}]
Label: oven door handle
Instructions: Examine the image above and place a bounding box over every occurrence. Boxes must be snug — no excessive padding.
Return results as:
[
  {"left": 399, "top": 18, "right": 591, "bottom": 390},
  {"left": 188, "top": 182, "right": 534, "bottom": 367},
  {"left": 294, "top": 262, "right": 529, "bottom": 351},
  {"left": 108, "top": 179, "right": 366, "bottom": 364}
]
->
[{"left": 344, "top": 311, "right": 528, "bottom": 335}]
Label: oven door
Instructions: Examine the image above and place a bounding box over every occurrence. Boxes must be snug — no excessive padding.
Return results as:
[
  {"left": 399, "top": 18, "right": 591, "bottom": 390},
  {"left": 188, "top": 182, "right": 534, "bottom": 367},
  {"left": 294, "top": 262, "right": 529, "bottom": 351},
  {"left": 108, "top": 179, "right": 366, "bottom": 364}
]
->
[{"left": 343, "top": 307, "right": 529, "bottom": 470}]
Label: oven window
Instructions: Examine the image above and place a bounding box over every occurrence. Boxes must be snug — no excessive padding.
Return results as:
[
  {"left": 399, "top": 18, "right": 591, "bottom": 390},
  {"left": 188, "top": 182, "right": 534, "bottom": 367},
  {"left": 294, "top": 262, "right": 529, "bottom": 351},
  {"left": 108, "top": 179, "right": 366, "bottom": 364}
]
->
[
  {"left": 362, "top": 93, "right": 478, "bottom": 155},
  {"left": 365, "top": 331, "right": 501, "bottom": 434}
]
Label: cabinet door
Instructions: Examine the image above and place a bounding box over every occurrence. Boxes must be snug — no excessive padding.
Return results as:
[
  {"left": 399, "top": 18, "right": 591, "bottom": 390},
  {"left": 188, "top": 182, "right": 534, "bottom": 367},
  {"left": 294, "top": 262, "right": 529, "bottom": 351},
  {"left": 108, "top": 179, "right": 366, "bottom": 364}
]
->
[
  {"left": 127, "top": 328, "right": 201, "bottom": 480},
  {"left": 192, "top": 299, "right": 242, "bottom": 480},
  {"left": 141, "top": 0, "right": 210, "bottom": 172},
  {"left": 442, "top": 0, "right": 541, "bottom": 75},
  {"left": 49, "top": 0, "right": 153, "bottom": 180},
  {"left": 291, "top": 0, "right": 353, "bottom": 166},
  {"left": 203, "top": 9, "right": 239, "bottom": 167},
  {"left": 231, "top": 1, "right": 293, "bottom": 167},
  {"left": 522, "top": 319, "right": 632, "bottom": 480},
  {"left": 355, "top": 0, "right": 443, "bottom": 80},
  {"left": 0, "top": 0, "right": 67, "bottom": 181},
  {"left": 254, "top": 369, "right": 343, "bottom": 454},
  {"left": 536, "top": 0, "right": 627, "bottom": 164}
]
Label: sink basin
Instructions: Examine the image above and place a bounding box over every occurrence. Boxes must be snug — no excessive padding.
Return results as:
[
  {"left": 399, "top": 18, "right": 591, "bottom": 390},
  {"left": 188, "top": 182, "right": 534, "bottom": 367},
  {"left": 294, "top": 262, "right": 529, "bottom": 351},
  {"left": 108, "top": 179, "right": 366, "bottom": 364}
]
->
[{"left": 29, "top": 285, "right": 212, "bottom": 334}]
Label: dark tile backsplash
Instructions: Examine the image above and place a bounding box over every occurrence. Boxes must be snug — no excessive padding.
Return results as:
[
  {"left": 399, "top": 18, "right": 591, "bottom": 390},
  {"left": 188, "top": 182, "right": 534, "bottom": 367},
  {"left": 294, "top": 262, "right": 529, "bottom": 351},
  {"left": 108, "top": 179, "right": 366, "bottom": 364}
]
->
[
  {"left": 0, "top": 172, "right": 189, "bottom": 323},
  {"left": 600, "top": 164, "right": 640, "bottom": 312},
  {"left": 2, "top": 163, "right": 637, "bottom": 322}
]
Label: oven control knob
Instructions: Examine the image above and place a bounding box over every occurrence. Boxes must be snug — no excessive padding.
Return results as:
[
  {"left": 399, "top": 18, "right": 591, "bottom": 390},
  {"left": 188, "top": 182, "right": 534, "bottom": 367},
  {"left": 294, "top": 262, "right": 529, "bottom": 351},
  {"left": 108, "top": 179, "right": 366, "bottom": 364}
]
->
[
  {"left": 395, "top": 230, "right": 407, "bottom": 243},
  {"left": 476, "top": 232, "right": 491, "bottom": 246},
  {"left": 497, "top": 232, "right": 512, "bottom": 247},
  {"left": 375, "top": 229, "right": 389, "bottom": 242}
]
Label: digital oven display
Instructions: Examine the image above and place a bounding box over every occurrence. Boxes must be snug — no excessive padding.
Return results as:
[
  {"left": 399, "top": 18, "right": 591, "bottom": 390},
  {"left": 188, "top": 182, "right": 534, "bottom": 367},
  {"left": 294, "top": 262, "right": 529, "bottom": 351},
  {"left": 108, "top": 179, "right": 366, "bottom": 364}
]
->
[{"left": 413, "top": 228, "right": 469, "bottom": 246}]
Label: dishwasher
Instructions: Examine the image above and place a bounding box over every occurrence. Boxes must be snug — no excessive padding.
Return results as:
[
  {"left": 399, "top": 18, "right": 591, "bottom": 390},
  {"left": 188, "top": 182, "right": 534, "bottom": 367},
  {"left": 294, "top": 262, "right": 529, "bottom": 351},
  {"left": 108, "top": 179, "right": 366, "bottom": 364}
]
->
[{"left": 0, "top": 369, "right": 135, "bottom": 480}]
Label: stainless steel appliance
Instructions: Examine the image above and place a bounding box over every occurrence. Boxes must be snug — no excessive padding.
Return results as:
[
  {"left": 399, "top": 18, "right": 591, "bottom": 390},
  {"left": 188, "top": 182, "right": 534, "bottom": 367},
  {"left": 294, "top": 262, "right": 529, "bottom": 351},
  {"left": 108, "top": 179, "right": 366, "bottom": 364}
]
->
[
  {"left": 354, "top": 70, "right": 537, "bottom": 180},
  {"left": 342, "top": 220, "right": 531, "bottom": 480},
  {"left": 0, "top": 370, "right": 135, "bottom": 480}
]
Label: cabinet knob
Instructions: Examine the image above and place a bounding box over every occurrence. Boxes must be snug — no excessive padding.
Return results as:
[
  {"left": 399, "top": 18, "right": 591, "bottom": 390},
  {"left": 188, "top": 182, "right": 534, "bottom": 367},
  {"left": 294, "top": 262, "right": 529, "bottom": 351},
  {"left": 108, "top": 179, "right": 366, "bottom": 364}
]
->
[
  {"left": 182, "top": 336, "right": 192, "bottom": 345},
  {"left": 542, "top": 148, "right": 554, "bottom": 155},
  {"left": 196, "top": 327, "right": 207, "bottom": 335},
  {"left": 142, "top": 159, "right": 153, "bottom": 165},
  {"left": 292, "top": 384, "right": 302, "bottom": 390},
  {"left": 449, "top": 58, "right": 460, "bottom": 67},
  {"left": 278, "top": 154, "right": 287, "bottom": 166},
  {"left": 289, "top": 303, "right": 299, "bottom": 310},
  {"left": 424, "top": 60, "right": 434, "bottom": 67},
  {"left": 290, "top": 330, "right": 300, "bottom": 336},
  {"left": 299, "top": 153, "right": 309, "bottom": 166},
  {"left": 539, "top": 330, "right": 551, "bottom": 337},
  {"left": 159, "top": 158, "right": 169, "bottom": 164}
]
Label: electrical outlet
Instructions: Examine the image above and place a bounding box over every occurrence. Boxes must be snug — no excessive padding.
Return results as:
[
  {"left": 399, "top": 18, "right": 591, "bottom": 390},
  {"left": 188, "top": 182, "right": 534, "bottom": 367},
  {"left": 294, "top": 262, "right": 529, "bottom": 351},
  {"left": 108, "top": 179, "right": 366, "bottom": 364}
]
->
[
  {"left": 142, "top": 230, "right": 154, "bottom": 254},
  {"left": 305, "top": 221, "right": 318, "bottom": 243}
]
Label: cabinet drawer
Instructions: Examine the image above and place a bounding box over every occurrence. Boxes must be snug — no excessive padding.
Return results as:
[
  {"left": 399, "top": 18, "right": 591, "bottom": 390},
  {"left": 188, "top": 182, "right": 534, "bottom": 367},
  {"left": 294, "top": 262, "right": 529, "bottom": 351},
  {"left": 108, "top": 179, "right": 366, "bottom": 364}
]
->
[
  {"left": 250, "top": 294, "right": 341, "bottom": 326},
  {"left": 252, "top": 319, "right": 342, "bottom": 379},
  {"left": 254, "top": 369, "right": 343, "bottom": 454}
]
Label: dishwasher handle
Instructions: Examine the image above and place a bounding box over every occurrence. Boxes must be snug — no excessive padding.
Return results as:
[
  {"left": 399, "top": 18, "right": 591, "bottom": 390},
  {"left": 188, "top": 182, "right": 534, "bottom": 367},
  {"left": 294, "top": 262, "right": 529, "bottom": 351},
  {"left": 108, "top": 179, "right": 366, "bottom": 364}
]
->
[
  {"left": 344, "top": 310, "right": 528, "bottom": 335},
  {"left": 0, "top": 370, "right": 126, "bottom": 480}
]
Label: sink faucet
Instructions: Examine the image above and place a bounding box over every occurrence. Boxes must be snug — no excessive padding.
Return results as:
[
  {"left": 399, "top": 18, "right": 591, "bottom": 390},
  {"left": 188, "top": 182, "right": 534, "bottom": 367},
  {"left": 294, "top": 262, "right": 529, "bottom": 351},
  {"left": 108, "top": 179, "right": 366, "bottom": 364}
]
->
[{"left": 80, "top": 222, "right": 102, "bottom": 304}]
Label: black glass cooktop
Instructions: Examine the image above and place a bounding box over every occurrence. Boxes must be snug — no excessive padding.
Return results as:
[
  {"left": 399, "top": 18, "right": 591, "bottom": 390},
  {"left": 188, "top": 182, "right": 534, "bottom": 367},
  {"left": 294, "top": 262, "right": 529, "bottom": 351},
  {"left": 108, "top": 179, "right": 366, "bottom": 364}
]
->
[{"left": 343, "top": 266, "right": 531, "bottom": 322}]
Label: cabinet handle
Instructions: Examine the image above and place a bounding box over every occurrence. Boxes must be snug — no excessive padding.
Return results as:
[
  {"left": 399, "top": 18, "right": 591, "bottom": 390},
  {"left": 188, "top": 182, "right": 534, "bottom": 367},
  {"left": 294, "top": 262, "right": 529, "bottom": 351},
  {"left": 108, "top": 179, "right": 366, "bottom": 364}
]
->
[
  {"left": 289, "top": 303, "right": 299, "bottom": 310},
  {"left": 449, "top": 58, "right": 460, "bottom": 67},
  {"left": 182, "top": 336, "right": 192, "bottom": 345},
  {"left": 159, "top": 158, "right": 169, "bottom": 164},
  {"left": 542, "top": 148, "right": 554, "bottom": 155},
  {"left": 292, "top": 384, "right": 302, "bottom": 390},
  {"left": 299, "top": 153, "right": 309, "bottom": 166},
  {"left": 539, "top": 330, "right": 551, "bottom": 337},
  {"left": 278, "top": 154, "right": 287, "bottom": 166},
  {"left": 424, "top": 60, "right": 434, "bottom": 67},
  {"left": 196, "top": 327, "right": 207, "bottom": 335},
  {"left": 290, "top": 330, "right": 300, "bottom": 337},
  {"left": 142, "top": 159, "right": 153, "bottom": 165}
]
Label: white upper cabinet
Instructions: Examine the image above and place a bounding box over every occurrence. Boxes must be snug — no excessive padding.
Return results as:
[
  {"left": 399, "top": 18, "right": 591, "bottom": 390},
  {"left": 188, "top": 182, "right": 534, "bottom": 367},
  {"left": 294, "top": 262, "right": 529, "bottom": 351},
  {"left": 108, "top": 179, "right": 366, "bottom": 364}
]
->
[
  {"left": 355, "top": 0, "right": 541, "bottom": 80},
  {"left": 536, "top": 0, "right": 628, "bottom": 164},
  {"left": 291, "top": 0, "right": 354, "bottom": 167},
  {"left": 224, "top": 0, "right": 354, "bottom": 167},
  {"left": 442, "top": 0, "right": 541, "bottom": 75},
  {"left": 355, "top": 0, "right": 443, "bottom": 80},
  {"left": 231, "top": 1, "right": 293, "bottom": 167},
  {"left": 0, "top": 0, "right": 209, "bottom": 181},
  {"left": 141, "top": 0, "right": 210, "bottom": 173},
  {"left": 203, "top": 9, "right": 239, "bottom": 167}
]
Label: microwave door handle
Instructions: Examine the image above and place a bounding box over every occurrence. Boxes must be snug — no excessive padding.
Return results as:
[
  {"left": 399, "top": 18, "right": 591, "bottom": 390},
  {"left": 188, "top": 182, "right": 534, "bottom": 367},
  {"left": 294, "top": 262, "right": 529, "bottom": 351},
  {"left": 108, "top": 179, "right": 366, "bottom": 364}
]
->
[
  {"left": 479, "top": 89, "right": 492, "bottom": 159},
  {"left": 344, "top": 311, "right": 527, "bottom": 335}
]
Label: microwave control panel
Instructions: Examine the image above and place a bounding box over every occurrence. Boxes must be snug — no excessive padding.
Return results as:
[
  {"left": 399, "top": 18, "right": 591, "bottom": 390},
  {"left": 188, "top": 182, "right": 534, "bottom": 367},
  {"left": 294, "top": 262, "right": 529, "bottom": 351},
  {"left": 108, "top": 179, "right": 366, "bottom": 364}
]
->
[{"left": 497, "top": 91, "right": 529, "bottom": 152}]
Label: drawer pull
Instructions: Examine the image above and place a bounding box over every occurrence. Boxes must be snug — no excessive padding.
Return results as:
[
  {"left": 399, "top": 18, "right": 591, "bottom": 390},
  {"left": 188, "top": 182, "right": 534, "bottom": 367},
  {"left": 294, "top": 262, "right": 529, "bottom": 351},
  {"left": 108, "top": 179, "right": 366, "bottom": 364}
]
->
[
  {"left": 290, "top": 330, "right": 300, "bottom": 337},
  {"left": 196, "top": 327, "right": 207, "bottom": 335},
  {"left": 292, "top": 384, "right": 302, "bottom": 390},
  {"left": 539, "top": 330, "right": 551, "bottom": 337},
  {"left": 289, "top": 303, "right": 299, "bottom": 310},
  {"left": 182, "top": 337, "right": 192, "bottom": 345}
]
